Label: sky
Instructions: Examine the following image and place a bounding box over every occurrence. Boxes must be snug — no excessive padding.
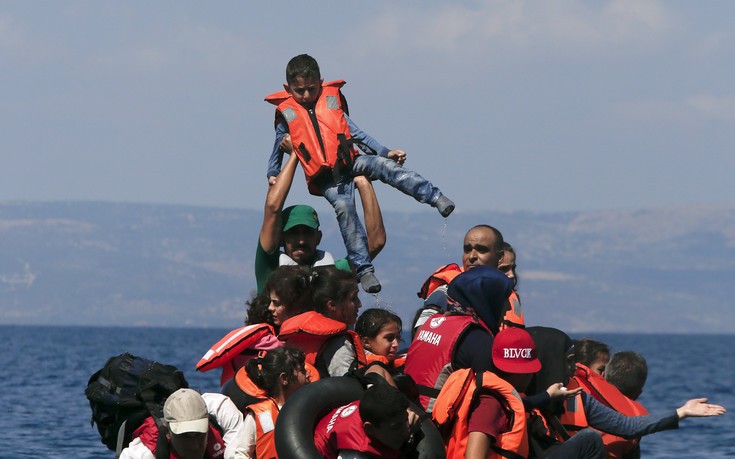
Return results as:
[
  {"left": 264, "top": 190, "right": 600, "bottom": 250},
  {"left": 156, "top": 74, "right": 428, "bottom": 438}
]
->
[{"left": 2, "top": 1, "right": 734, "bottom": 214}]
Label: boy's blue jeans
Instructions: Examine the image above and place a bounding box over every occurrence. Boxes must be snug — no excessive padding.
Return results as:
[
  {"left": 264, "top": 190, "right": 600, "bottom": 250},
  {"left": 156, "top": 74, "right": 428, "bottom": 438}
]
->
[{"left": 321, "top": 155, "right": 442, "bottom": 276}]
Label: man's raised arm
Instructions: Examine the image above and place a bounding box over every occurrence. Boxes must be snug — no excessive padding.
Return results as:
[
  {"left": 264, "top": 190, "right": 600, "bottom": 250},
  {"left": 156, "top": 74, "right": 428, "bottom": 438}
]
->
[
  {"left": 259, "top": 146, "right": 298, "bottom": 253},
  {"left": 354, "top": 176, "right": 386, "bottom": 260}
]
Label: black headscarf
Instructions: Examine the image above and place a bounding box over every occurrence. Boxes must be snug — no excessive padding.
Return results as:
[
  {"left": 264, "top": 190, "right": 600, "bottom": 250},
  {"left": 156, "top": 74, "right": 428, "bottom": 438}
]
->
[
  {"left": 446, "top": 266, "right": 513, "bottom": 335},
  {"left": 526, "top": 326, "right": 574, "bottom": 415}
]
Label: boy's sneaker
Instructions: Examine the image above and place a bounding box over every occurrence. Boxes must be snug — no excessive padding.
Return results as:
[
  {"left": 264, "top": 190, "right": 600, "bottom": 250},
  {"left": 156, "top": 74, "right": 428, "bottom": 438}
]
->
[
  {"left": 435, "top": 195, "right": 455, "bottom": 218},
  {"left": 359, "top": 271, "right": 382, "bottom": 294}
]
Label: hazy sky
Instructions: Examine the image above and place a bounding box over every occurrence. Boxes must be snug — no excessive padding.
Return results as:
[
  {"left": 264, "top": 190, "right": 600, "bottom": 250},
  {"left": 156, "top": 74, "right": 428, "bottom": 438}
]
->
[{"left": 2, "top": 1, "right": 734, "bottom": 213}]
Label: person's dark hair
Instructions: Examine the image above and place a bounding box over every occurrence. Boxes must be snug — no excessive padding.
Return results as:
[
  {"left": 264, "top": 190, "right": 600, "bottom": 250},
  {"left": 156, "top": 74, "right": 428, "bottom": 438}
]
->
[
  {"left": 605, "top": 351, "right": 648, "bottom": 400},
  {"left": 501, "top": 241, "right": 519, "bottom": 290},
  {"left": 245, "top": 290, "right": 273, "bottom": 327},
  {"left": 264, "top": 265, "right": 311, "bottom": 317},
  {"left": 286, "top": 54, "right": 321, "bottom": 85},
  {"left": 310, "top": 266, "right": 357, "bottom": 314},
  {"left": 245, "top": 347, "right": 306, "bottom": 397},
  {"left": 359, "top": 384, "right": 409, "bottom": 427},
  {"left": 469, "top": 224, "right": 504, "bottom": 253},
  {"left": 573, "top": 338, "right": 611, "bottom": 368},
  {"left": 355, "top": 308, "right": 403, "bottom": 340}
]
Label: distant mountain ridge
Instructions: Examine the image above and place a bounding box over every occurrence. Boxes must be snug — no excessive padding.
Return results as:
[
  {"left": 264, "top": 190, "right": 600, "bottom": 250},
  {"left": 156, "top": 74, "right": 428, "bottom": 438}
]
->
[{"left": 1, "top": 201, "right": 733, "bottom": 333}]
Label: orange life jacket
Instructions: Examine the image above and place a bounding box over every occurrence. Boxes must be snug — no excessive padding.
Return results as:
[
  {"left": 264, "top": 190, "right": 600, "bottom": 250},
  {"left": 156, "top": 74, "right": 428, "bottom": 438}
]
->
[
  {"left": 278, "top": 311, "right": 368, "bottom": 378},
  {"left": 265, "top": 80, "right": 357, "bottom": 196},
  {"left": 417, "top": 263, "right": 463, "bottom": 300},
  {"left": 570, "top": 364, "right": 648, "bottom": 458},
  {"left": 246, "top": 398, "right": 280, "bottom": 459},
  {"left": 559, "top": 387, "right": 589, "bottom": 433},
  {"left": 234, "top": 366, "right": 268, "bottom": 400},
  {"left": 433, "top": 368, "right": 529, "bottom": 459},
  {"left": 196, "top": 323, "right": 278, "bottom": 385}
]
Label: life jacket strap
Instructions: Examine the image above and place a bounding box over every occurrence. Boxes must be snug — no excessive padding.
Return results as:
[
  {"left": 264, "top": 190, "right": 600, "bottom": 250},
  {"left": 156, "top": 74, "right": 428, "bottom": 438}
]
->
[{"left": 417, "top": 384, "right": 441, "bottom": 399}]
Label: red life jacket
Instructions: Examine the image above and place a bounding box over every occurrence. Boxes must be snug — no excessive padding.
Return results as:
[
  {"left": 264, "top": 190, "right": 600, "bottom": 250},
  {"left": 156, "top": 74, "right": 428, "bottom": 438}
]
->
[
  {"left": 265, "top": 80, "right": 357, "bottom": 196},
  {"left": 404, "top": 313, "right": 482, "bottom": 412},
  {"left": 433, "top": 368, "right": 529, "bottom": 459},
  {"left": 314, "top": 401, "right": 403, "bottom": 459},
  {"left": 418, "top": 264, "right": 526, "bottom": 331},
  {"left": 246, "top": 398, "right": 280, "bottom": 459},
  {"left": 570, "top": 364, "right": 648, "bottom": 458},
  {"left": 196, "top": 323, "right": 278, "bottom": 385},
  {"left": 278, "top": 311, "right": 368, "bottom": 378},
  {"left": 133, "top": 416, "right": 226, "bottom": 459}
]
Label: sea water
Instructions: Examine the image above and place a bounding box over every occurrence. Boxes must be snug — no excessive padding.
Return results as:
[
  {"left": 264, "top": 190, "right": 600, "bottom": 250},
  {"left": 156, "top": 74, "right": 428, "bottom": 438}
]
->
[{"left": 0, "top": 326, "right": 732, "bottom": 458}]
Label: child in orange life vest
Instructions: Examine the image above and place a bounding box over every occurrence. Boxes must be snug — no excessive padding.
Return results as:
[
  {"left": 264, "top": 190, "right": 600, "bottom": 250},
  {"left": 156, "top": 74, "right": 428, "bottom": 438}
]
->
[
  {"left": 265, "top": 54, "right": 455, "bottom": 295},
  {"left": 573, "top": 338, "right": 611, "bottom": 377},
  {"left": 314, "top": 383, "right": 412, "bottom": 459},
  {"left": 355, "top": 308, "right": 405, "bottom": 369},
  {"left": 242, "top": 347, "right": 311, "bottom": 459}
]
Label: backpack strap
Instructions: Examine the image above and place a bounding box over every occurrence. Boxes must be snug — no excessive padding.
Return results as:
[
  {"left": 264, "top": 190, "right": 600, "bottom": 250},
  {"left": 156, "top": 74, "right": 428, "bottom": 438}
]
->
[
  {"left": 153, "top": 417, "right": 169, "bottom": 459},
  {"left": 114, "top": 420, "right": 128, "bottom": 459}
]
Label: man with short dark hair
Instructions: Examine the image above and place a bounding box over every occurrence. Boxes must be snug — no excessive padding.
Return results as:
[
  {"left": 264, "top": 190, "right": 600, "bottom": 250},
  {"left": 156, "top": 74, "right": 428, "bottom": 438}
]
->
[
  {"left": 462, "top": 224, "right": 505, "bottom": 271},
  {"left": 605, "top": 351, "right": 648, "bottom": 401},
  {"left": 255, "top": 152, "right": 385, "bottom": 293}
]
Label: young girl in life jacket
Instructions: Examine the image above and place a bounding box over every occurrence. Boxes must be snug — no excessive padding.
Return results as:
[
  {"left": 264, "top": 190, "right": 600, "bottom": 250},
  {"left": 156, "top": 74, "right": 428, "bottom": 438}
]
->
[
  {"left": 355, "top": 308, "right": 405, "bottom": 370},
  {"left": 242, "top": 347, "right": 311, "bottom": 459}
]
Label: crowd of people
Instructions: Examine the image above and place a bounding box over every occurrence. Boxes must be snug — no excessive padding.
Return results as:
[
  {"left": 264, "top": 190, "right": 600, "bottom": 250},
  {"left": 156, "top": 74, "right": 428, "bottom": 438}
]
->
[{"left": 119, "top": 54, "right": 726, "bottom": 459}]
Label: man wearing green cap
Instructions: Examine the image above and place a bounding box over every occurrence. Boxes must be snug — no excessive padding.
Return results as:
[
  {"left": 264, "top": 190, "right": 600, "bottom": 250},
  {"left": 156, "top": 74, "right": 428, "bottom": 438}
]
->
[{"left": 255, "top": 152, "right": 385, "bottom": 293}]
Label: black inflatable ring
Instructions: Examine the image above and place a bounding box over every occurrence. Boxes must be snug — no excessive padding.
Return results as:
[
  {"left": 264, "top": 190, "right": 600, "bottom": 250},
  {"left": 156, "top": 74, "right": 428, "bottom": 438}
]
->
[{"left": 274, "top": 376, "right": 445, "bottom": 459}]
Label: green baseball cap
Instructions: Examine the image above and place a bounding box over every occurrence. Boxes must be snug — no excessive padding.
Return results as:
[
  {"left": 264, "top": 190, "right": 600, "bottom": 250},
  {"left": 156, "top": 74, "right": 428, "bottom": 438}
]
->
[{"left": 282, "top": 205, "right": 320, "bottom": 232}]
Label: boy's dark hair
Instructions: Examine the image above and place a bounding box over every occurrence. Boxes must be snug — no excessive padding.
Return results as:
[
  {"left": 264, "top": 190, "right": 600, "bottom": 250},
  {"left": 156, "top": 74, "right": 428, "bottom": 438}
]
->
[
  {"left": 359, "top": 384, "right": 408, "bottom": 427},
  {"left": 264, "top": 265, "right": 311, "bottom": 317},
  {"left": 310, "top": 266, "right": 357, "bottom": 315},
  {"left": 245, "top": 290, "right": 273, "bottom": 327},
  {"left": 605, "top": 351, "right": 648, "bottom": 400},
  {"left": 286, "top": 54, "right": 321, "bottom": 85},
  {"left": 245, "top": 347, "right": 306, "bottom": 397},
  {"left": 573, "top": 338, "right": 610, "bottom": 368},
  {"left": 355, "top": 308, "right": 403, "bottom": 339}
]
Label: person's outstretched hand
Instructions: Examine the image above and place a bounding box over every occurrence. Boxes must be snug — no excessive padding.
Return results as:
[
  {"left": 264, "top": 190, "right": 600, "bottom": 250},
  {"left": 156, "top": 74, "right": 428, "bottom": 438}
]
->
[
  {"left": 676, "top": 398, "right": 726, "bottom": 419},
  {"left": 546, "top": 383, "right": 583, "bottom": 400}
]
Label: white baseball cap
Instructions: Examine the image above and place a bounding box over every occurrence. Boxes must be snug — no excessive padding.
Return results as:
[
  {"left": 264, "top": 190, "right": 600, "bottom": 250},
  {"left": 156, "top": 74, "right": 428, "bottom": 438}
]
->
[{"left": 163, "top": 389, "right": 209, "bottom": 434}]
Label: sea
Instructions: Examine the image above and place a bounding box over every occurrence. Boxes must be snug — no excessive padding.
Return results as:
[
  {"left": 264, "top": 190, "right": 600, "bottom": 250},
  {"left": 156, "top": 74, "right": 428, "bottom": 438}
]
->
[{"left": 1, "top": 326, "right": 732, "bottom": 458}]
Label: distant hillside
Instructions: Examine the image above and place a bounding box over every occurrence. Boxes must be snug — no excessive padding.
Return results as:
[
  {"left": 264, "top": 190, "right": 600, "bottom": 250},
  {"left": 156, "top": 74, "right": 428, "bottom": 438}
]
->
[{"left": 1, "top": 201, "right": 733, "bottom": 333}]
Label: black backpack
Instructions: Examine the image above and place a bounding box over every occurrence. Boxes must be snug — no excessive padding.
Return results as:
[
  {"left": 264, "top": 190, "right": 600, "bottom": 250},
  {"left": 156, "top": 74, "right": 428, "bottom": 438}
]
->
[{"left": 85, "top": 353, "right": 188, "bottom": 458}]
